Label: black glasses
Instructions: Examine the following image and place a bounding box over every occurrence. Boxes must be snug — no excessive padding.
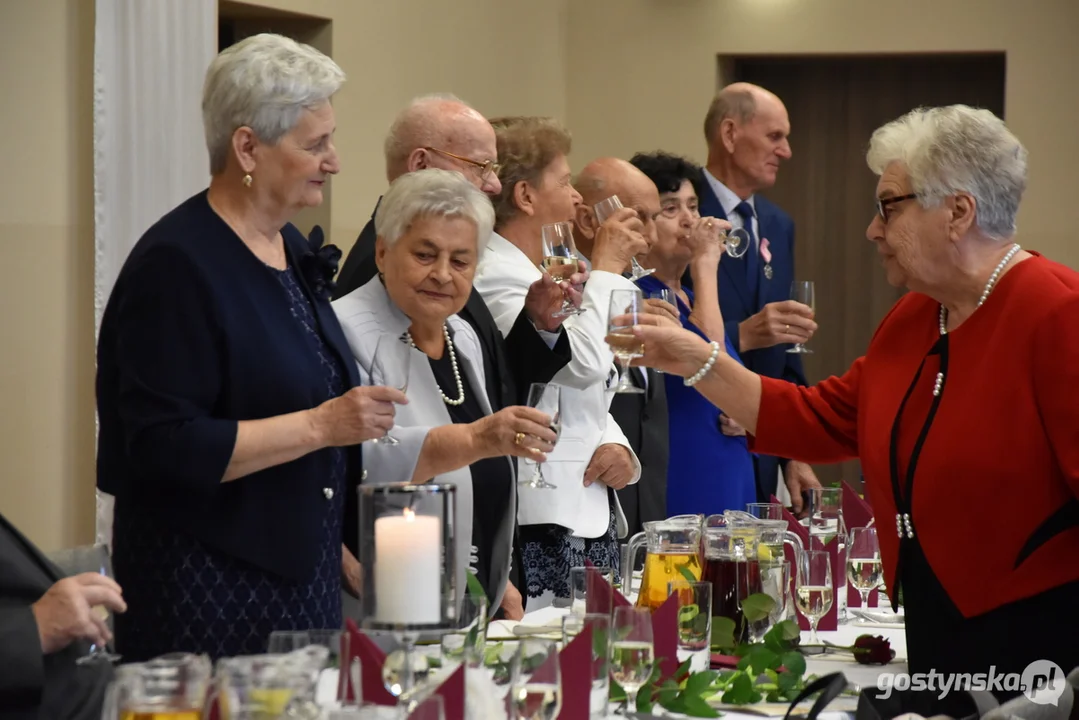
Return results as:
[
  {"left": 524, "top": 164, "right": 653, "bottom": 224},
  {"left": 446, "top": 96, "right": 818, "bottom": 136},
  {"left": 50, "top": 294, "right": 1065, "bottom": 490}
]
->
[
  {"left": 876, "top": 193, "right": 917, "bottom": 222},
  {"left": 423, "top": 147, "right": 501, "bottom": 181}
]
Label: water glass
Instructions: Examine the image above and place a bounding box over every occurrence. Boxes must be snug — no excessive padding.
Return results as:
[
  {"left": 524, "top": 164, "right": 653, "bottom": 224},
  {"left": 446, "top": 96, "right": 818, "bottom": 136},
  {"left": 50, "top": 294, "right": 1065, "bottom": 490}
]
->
[{"left": 569, "top": 566, "right": 614, "bottom": 617}]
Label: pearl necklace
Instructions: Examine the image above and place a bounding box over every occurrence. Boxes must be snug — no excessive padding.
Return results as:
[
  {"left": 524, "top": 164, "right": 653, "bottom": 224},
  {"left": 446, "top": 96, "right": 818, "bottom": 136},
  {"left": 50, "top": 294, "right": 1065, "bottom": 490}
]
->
[
  {"left": 405, "top": 323, "right": 465, "bottom": 406},
  {"left": 932, "top": 242, "right": 1021, "bottom": 396}
]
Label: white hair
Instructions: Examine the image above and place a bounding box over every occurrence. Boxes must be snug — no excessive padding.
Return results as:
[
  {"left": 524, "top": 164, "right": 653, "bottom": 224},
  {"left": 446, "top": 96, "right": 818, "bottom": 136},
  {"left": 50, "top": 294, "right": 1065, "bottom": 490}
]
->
[
  {"left": 382, "top": 93, "right": 474, "bottom": 181},
  {"left": 375, "top": 168, "right": 495, "bottom": 254},
  {"left": 866, "top": 105, "right": 1027, "bottom": 239},
  {"left": 202, "top": 33, "right": 346, "bottom": 174}
]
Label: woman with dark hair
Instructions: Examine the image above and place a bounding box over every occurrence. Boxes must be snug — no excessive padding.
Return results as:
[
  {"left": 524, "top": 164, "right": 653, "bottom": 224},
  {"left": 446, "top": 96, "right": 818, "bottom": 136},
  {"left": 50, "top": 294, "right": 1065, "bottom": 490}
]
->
[{"left": 629, "top": 151, "right": 756, "bottom": 516}]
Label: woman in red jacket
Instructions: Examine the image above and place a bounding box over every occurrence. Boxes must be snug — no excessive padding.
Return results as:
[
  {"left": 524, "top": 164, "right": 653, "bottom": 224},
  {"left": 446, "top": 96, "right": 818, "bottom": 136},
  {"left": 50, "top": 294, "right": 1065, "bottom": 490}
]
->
[{"left": 615, "top": 105, "right": 1079, "bottom": 688}]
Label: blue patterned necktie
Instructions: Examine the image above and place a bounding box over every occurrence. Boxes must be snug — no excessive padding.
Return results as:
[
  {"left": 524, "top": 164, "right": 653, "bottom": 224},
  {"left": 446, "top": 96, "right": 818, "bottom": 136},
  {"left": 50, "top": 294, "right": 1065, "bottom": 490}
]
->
[{"left": 734, "top": 201, "right": 759, "bottom": 303}]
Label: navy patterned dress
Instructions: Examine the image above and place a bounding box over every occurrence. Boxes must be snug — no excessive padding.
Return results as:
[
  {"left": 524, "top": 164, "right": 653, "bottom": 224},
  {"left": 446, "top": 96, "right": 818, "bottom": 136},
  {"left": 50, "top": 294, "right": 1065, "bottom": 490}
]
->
[{"left": 112, "top": 263, "right": 347, "bottom": 661}]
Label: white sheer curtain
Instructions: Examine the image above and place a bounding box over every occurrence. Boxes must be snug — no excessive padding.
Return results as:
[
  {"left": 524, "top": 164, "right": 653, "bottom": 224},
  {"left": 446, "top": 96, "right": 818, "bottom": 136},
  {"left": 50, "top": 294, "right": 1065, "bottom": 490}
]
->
[{"left": 94, "top": 0, "right": 217, "bottom": 547}]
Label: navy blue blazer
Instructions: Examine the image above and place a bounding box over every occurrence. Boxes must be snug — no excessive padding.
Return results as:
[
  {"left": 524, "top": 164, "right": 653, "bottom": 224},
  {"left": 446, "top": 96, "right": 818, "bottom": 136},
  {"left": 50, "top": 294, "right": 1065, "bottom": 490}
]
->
[
  {"left": 96, "top": 190, "right": 364, "bottom": 582},
  {"left": 686, "top": 179, "right": 807, "bottom": 500}
]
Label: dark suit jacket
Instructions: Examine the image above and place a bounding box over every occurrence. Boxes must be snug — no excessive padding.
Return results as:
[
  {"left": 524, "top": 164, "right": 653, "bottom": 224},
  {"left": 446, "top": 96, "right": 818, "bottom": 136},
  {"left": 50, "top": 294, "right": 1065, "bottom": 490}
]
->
[
  {"left": 0, "top": 514, "right": 112, "bottom": 719},
  {"left": 611, "top": 367, "right": 669, "bottom": 539},
  {"left": 687, "top": 179, "right": 807, "bottom": 502},
  {"left": 96, "top": 190, "right": 365, "bottom": 579}
]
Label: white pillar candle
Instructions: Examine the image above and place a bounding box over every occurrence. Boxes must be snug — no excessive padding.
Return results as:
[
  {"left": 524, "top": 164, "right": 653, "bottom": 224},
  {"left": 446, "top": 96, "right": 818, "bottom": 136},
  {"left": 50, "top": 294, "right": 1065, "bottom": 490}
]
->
[{"left": 373, "top": 508, "right": 442, "bottom": 625}]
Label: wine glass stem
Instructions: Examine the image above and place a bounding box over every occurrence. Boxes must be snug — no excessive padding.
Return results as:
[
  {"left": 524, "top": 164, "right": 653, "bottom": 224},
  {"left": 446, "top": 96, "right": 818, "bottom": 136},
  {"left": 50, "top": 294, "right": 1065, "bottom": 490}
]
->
[
  {"left": 810, "top": 618, "right": 820, "bottom": 645},
  {"left": 860, "top": 589, "right": 870, "bottom": 608}
]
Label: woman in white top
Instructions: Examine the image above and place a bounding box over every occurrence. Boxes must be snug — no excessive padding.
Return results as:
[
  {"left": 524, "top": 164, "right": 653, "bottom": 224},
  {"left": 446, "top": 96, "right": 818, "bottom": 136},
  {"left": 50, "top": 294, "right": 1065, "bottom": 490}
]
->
[{"left": 333, "top": 169, "right": 558, "bottom": 616}]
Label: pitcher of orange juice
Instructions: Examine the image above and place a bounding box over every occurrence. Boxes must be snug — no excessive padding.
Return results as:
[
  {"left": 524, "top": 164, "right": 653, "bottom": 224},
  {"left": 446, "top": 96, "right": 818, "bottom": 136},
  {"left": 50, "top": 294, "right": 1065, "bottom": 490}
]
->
[
  {"left": 101, "top": 652, "right": 211, "bottom": 720},
  {"left": 206, "top": 646, "right": 327, "bottom": 719},
  {"left": 625, "top": 518, "right": 702, "bottom": 611}
]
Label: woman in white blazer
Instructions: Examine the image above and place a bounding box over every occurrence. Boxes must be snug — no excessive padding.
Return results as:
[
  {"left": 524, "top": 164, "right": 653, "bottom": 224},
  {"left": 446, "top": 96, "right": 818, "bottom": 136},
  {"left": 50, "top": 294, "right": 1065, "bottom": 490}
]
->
[
  {"left": 332, "top": 169, "right": 558, "bottom": 617},
  {"left": 473, "top": 117, "right": 656, "bottom": 607}
]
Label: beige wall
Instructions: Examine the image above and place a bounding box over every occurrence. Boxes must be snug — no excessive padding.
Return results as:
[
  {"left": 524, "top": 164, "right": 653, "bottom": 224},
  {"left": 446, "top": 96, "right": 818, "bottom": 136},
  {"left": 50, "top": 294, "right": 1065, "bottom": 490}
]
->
[
  {"left": 564, "top": 0, "right": 1079, "bottom": 268},
  {"left": 2, "top": 0, "right": 1076, "bottom": 547}
]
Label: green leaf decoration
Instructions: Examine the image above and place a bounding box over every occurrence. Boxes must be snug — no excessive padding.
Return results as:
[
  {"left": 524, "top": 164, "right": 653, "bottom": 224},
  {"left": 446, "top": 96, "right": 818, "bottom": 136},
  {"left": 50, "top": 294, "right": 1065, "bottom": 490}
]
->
[
  {"left": 745, "top": 645, "right": 780, "bottom": 674},
  {"left": 741, "top": 593, "right": 777, "bottom": 623},
  {"left": 677, "top": 564, "right": 699, "bottom": 585},
  {"left": 465, "top": 569, "right": 486, "bottom": 599},
  {"left": 608, "top": 679, "right": 626, "bottom": 702},
  {"left": 683, "top": 670, "right": 720, "bottom": 697},
  {"left": 777, "top": 668, "right": 801, "bottom": 693},
  {"left": 681, "top": 694, "right": 721, "bottom": 718},
  {"left": 722, "top": 672, "right": 755, "bottom": 704},
  {"left": 780, "top": 651, "right": 806, "bottom": 677},
  {"left": 710, "top": 616, "right": 737, "bottom": 649}
]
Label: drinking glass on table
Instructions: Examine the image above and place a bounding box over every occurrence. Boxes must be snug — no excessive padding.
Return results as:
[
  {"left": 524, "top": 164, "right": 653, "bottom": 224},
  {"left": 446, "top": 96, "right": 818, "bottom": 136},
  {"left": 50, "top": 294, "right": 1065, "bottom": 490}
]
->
[
  {"left": 593, "top": 195, "right": 653, "bottom": 280},
  {"left": 667, "top": 579, "right": 712, "bottom": 668},
  {"left": 440, "top": 594, "right": 488, "bottom": 668},
  {"left": 607, "top": 289, "right": 646, "bottom": 395},
  {"left": 610, "top": 607, "right": 654, "bottom": 712},
  {"left": 519, "top": 382, "right": 562, "bottom": 489},
  {"left": 561, "top": 613, "right": 612, "bottom": 716},
  {"left": 370, "top": 333, "right": 411, "bottom": 445},
  {"left": 746, "top": 502, "right": 784, "bottom": 521},
  {"left": 796, "top": 550, "right": 834, "bottom": 645},
  {"left": 788, "top": 281, "right": 815, "bottom": 354},
  {"left": 569, "top": 565, "right": 614, "bottom": 617},
  {"left": 541, "top": 221, "right": 584, "bottom": 318},
  {"left": 47, "top": 544, "right": 122, "bottom": 664},
  {"left": 847, "top": 527, "right": 883, "bottom": 609},
  {"left": 510, "top": 639, "right": 562, "bottom": 720}
]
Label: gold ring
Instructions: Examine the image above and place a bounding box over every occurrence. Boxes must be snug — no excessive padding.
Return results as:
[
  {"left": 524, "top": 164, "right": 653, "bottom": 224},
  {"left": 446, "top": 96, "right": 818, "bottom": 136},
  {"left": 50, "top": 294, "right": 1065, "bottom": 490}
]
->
[
  {"left": 706, "top": 220, "right": 714, "bottom": 229},
  {"left": 785, "top": 324, "right": 790, "bottom": 332},
  {"left": 515, "top": 432, "right": 525, "bottom": 445}
]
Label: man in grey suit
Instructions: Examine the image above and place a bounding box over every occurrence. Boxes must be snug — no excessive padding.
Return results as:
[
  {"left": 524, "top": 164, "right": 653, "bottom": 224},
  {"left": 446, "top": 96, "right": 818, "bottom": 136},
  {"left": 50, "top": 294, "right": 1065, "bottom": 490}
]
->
[{"left": 1, "top": 511, "right": 126, "bottom": 719}]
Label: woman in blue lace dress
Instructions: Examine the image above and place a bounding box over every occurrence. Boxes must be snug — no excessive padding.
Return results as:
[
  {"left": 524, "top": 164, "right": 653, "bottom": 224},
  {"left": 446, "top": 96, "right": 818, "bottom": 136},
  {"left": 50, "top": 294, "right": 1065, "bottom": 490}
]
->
[{"left": 95, "top": 34, "right": 406, "bottom": 661}]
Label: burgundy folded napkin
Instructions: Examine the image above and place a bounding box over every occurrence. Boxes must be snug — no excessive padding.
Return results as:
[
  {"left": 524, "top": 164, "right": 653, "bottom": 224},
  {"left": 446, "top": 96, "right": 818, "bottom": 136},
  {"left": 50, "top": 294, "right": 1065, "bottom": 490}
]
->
[
  {"left": 652, "top": 593, "right": 680, "bottom": 682},
  {"left": 422, "top": 664, "right": 465, "bottom": 720},
  {"left": 343, "top": 618, "right": 397, "bottom": 706},
  {"left": 584, "top": 560, "right": 631, "bottom": 612},
  {"left": 556, "top": 624, "right": 593, "bottom": 720}
]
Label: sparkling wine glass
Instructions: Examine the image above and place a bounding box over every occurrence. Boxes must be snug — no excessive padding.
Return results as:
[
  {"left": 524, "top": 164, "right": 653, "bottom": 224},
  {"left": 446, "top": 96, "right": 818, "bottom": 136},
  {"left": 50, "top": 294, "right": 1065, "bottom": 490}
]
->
[
  {"left": 370, "top": 333, "right": 411, "bottom": 444},
  {"left": 520, "top": 383, "right": 561, "bottom": 489},
  {"left": 47, "top": 544, "right": 123, "bottom": 665},
  {"left": 847, "top": 527, "right": 883, "bottom": 609},
  {"left": 611, "top": 607, "right": 654, "bottom": 712},
  {"left": 541, "top": 221, "right": 584, "bottom": 318},
  {"left": 510, "top": 639, "right": 562, "bottom": 720},
  {"left": 606, "top": 289, "right": 646, "bottom": 395},
  {"left": 795, "top": 550, "right": 833, "bottom": 646},
  {"left": 593, "top": 195, "right": 653, "bottom": 280},
  {"left": 788, "top": 280, "right": 815, "bottom": 354}
]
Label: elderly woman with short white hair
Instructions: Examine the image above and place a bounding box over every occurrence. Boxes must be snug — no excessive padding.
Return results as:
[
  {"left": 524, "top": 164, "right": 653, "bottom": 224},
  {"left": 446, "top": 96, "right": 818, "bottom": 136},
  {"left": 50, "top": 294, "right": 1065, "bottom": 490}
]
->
[
  {"left": 618, "top": 105, "right": 1079, "bottom": 695},
  {"left": 96, "top": 33, "right": 406, "bottom": 661},
  {"left": 334, "top": 168, "right": 559, "bottom": 617}
]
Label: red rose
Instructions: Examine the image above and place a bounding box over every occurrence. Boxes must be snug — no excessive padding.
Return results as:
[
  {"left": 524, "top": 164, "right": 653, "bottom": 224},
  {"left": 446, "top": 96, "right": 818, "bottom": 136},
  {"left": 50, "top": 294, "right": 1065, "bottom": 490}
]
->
[{"left": 852, "top": 635, "right": 895, "bottom": 665}]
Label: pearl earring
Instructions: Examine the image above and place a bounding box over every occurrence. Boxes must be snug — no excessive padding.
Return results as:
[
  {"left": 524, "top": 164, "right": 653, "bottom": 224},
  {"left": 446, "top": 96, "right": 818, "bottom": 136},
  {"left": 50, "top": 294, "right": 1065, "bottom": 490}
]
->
[{"left": 242, "top": 173, "right": 253, "bottom": 188}]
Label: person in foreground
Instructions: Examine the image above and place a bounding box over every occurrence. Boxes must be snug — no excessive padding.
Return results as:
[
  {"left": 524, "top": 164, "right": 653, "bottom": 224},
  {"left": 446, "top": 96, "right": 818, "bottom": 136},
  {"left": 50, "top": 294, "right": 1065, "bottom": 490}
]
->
[
  {"left": 95, "top": 34, "right": 405, "bottom": 661},
  {"left": 614, "top": 105, "right": 1079, "bottom": 691},
  {"left": 0, "top": 510, "right": 126, "bottom": 719},
  {"left": 333, "top": 168, "right": 558, "bottom": 615}
]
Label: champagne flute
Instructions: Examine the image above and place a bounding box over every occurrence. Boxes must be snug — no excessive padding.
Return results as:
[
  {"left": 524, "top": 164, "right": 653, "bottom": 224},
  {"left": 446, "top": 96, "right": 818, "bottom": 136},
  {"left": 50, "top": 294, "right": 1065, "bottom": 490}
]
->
[
  {"left": 510, "top": 639, "right": 562, "bottom": 720},
  {"left": 788, "top": 280, "right": 815, "bottom": 354},
  {"left": 593, "top": 195, "right": 654, "bottom": 280},
  {"left": 847, "top": 527, "right": 883, "bottom": 609},
  {"left": 610, "top": 607, "right": 654, "bottom": 712},
  {"left": 795, "top": 550, "right": 833, "bottom": 646},
  {"left": 47, "top": 544, "right": 123, "bottom": 664},
  {"left": 520, "top": 383, "right": 561, "bottom": 489},
  {"left": 370, "top": 333, "right": 411, "bottom": 445},
  {"left": 700, "top": 217, "right": 751, "bottom": 258},
  {"left": 606, "top": 289, "right": 646, "bottom": 395},
  {"left": 541, "top": 221, "right": 585, "bottom": 318}
]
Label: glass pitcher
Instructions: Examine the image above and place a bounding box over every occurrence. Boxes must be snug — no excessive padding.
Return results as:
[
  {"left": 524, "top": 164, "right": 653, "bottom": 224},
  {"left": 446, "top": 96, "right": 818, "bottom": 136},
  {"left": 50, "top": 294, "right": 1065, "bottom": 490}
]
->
[
  {"left": 101, "top": 652, "right": 212, "bottom": 720},
  {"left": 207, "top": 646, "right": 329, "bottom": 720},
  {"left": 625, "top": 519, "right": 702, "bottom": 611}
]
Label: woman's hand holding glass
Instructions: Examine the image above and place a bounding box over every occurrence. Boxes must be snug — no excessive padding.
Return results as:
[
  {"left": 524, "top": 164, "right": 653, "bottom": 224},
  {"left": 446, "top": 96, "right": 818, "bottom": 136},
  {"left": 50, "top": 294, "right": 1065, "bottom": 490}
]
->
[
  {"left": 605, "top": 311, "right": 719, "bottom": 378},
  {"left": 311, "top": 385, "right": 408, "bottom": 447},
  {"left": 472, "top": 406, "right": 558, "bottom": 463}
]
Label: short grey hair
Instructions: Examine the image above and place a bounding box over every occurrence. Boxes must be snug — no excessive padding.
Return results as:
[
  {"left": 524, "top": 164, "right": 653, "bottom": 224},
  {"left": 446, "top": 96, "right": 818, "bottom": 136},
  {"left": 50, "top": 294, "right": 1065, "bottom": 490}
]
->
[
  {"left": 703, "top": 88, "right": 756, "bottom": 143},
  {"left": 383, "top": 93, "right": 471, "bottom": 181},
  {"left": 866, "top": 105, "right": 1027, "bottom": 239},
  {"left": 202, "top": 33, "right": 346, "bottom": 174},
  {"left": 374, "top": 168, "right": 495, "bottom": 254}
]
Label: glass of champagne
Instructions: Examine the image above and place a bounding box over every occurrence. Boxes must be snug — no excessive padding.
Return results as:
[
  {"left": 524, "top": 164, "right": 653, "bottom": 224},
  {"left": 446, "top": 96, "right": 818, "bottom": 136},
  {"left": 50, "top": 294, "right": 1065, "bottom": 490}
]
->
[
  {"left": 606, "top": 289, "right": 646, "bottom": 395},
  {"left": 541, "top": 221, "right": 585, "bottom": 318},
  {"left": 520, "top": 383, "right": 561, "bottom": 489},
  {"left": 611, "top": 607, "right": 654, "bottom": 711},
  {"left": 593, "top": 195, "right": 654, "bottom": 280},
  {"left": 370, "top": 333, "right": 411, "bottom": 445},
  {"left": 510, "top": 639, "right": 562, "bottom": 720},
  {"left": 796, "top": 550, "right": 834, "bottom": 646},
  {"left": 788, "top": 280, "right": 815, "bottom": 354},
  {"left": 47, "top": 544, "right": 122, "bottom": 665},
  {"left": 847, "top": 527, "right": 883, "bottom": 609}
]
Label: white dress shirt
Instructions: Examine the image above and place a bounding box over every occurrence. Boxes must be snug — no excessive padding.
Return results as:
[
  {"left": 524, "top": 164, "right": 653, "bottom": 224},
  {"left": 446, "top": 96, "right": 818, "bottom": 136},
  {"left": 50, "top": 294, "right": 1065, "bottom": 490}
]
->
[{"left": 703, "top": 168, "right": 758, "bottom": 249}]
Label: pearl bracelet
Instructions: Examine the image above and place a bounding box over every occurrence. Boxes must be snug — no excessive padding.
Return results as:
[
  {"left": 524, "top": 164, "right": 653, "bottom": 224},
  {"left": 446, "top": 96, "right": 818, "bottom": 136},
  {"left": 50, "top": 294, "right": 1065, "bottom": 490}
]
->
[{"left": 684, "top": 341, "right": 720, "bottom": 387}]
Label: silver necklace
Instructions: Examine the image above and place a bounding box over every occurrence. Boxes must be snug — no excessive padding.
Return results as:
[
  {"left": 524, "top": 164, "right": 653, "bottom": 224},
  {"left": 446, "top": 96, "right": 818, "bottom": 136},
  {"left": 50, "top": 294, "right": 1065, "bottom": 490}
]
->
[
  {"left": 933, "top": 242, "right": 1021, "bottom": 396},
  {"left": 405, "top": 323, "right": 465, "bottom": 406}
]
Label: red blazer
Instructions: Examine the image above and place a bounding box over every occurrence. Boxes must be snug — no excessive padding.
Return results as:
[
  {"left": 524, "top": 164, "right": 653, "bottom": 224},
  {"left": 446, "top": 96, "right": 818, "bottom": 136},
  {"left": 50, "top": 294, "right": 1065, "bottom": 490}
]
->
[{"left": 751, "top": 253, "right": 1079, "bottom": 618}]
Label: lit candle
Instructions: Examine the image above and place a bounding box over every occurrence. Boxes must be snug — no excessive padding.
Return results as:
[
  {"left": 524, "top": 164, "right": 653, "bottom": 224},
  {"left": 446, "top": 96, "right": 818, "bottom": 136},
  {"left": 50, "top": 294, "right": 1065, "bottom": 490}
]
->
[{"left": 373, "top": 508, "right": 442, "bottom": 624}]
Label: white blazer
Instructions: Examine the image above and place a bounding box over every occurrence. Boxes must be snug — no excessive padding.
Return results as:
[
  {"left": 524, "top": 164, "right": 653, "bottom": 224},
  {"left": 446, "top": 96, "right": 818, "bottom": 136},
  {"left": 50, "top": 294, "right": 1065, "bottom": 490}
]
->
[
  {"left": 331, "top": 277, "right": 517, "bottom": 613},
  {"left": 473, "top": 232, "right": 641, "bottom": 540}
]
